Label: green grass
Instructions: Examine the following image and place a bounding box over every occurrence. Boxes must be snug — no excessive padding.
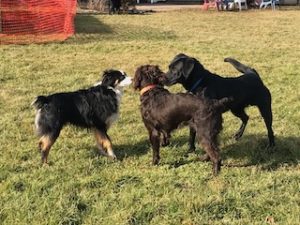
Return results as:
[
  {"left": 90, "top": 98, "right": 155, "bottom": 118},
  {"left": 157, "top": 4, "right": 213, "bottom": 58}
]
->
[{"left": 1, "top": 9, "right": 300, "bottom": 225}]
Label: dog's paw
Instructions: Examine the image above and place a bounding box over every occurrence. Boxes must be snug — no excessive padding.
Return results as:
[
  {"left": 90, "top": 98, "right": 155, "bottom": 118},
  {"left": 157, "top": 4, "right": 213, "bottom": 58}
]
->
[
  {"left": 41, "top": 161, "right": 50, "bottom": 167},
  {"left": 107, "top": 151, "right": 117, "bottom": 160},
  {"left": 152, "top": 157, "right": 160, "bottom": 165},
  {"left": 184, "top": 148, "right": 196, "bottom": 157},
  {"left": 161, "top": 140, "right": 170, "bottom": 147},
  {"left": 198, "top": 154, "right": 210, "bottom": 162},
  {"left": 213, "top": 160, "right": 222, "bottom": 176},
  {"left": 188, "top": 147, "right": 196, "bottom": 153},
  {"left": 267, "top": 144, "right": 276, "bottom": 153},
  {"left": 233, "top": 132, "right": 243, "bottom": 141}
]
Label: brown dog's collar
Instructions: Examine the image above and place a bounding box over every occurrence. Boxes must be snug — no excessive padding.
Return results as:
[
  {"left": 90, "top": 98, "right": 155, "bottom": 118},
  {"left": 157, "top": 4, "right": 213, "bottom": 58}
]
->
[{"left": 140, "top": 85, "right": 157, "bottom": 96}]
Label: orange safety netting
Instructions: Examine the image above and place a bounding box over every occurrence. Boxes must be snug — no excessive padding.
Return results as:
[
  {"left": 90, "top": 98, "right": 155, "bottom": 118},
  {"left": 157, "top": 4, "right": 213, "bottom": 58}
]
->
[{"left": 0, "top": 0, "right": 77, "bottom": 44}]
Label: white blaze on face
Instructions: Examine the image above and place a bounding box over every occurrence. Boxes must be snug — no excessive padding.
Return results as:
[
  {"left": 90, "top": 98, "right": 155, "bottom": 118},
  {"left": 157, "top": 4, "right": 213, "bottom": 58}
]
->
[{"left": 119, "top": 76, "right": 132, "bottom": 87}]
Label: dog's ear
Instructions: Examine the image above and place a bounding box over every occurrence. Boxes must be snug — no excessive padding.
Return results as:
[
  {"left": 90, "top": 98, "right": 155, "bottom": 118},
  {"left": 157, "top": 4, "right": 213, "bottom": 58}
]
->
[
  {"left": 102, "top": 70, "right": 114, "bottom": 87},
  {"left": 150, "top": 65, "right": 162, "bottom": 84},
  {"left": 133, "top": 67, "right": 142, "bottom": 90},
  {"left": 182, "top": 57, "right": 195, "bottom": 78},
  {"left": 170, "top": 53, "right": 188, "bottom": 66}
]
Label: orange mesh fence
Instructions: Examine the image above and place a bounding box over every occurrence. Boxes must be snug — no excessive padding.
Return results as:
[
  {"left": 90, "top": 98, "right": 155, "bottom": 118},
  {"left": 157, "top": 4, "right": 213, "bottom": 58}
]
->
[{"left": 0, "top": 0, "right": 77, "bottom": 44}]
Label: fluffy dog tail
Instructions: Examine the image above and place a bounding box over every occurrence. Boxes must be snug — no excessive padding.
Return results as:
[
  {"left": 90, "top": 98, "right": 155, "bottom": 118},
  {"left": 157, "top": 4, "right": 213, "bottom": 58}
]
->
[
  {"left": 31, "top": 96, "right": 49, "bottom": 109},
  {"left": 224, "top": 57, "right": 259, "bottom": 76}
]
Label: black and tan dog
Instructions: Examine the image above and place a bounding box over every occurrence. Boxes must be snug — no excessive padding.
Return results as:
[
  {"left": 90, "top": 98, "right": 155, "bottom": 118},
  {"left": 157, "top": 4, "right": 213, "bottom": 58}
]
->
[
  {"left": 32, "top": 70, "right": 132, "bottom": 164},
  {"left": 133, "top": 65, "right": 231, "bottom": 175},
  {"left": 163, "top": 54, "right": 275, "bottom": 152}
]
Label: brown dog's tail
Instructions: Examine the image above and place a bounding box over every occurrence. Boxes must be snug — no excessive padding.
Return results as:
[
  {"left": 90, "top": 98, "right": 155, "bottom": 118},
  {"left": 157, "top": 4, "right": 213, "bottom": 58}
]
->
[{"left": 224, "top": 57, "right": 259, "bottom": 76}]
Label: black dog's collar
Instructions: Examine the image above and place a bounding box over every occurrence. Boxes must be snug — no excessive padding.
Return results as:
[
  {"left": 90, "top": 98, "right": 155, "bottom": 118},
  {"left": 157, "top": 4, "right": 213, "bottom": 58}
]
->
[{"left": 188, "top": 77, "right": 204, "bottom": 93}]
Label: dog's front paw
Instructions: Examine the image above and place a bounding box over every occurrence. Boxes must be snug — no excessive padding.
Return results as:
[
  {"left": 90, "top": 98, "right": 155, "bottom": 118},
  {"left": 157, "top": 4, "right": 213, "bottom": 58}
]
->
[
  {"left": 213, "top": 160, "right": 222, "bottom": 176},
  {"left": 107, "top": 151, "right": 117, "bottom": 160},
  {"left": 198, "top": 154, "right": 210, "bottom": 162},
  {"left": 188, "top": 147, "right": 196, "bottom": 153},
  {"left": 152, "top": 157, "right": 160, "bottom": 165},
  {"left": 233, "top": 131, "right": 243, "bottom": 141},
  {"left": 184, "top": 148, "right": 196, "bottom": 157},
  {"left": 161, "top": 139, "right": 170, "bottom": 147},
  {"left": 267, "top": 143, "right": 276, "bottom": 153}
]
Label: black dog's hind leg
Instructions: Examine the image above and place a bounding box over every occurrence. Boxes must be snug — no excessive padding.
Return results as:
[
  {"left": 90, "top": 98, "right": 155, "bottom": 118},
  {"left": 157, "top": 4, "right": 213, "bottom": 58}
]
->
[
  {"left": 258, "top": 102, "right": 275, "bottom": 149},
  {"left": 149, "top": 129, "right": 161, "bottom": 165},
  {"left": 231, "top": 108, "right": 249, "bottom": 140}
]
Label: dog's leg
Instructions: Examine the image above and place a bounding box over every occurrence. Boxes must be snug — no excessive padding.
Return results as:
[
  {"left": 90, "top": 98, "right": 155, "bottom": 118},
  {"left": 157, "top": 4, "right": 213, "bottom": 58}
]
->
[
  {"left": 38, "top": 134, "right": 57, "bottom": 164},
  {"left": 258, "top": 103, "right": 275, "bottom": 149},
  {"left": 200, "top": 140, "right": 222, "bottom": 176},
  {"left": 196, "top": 125, "right": 221, "bottom": 175},
  {"left": 198, "top": 153, "right": 210, "bottom": 162},
  {"left": 188, "top": 127, "right": 196, "bottom": 153},
  {"left": 231, "top": 108, "right": 249, "bottom": 140},
  {"left": 94, "top": 129, "right": 116, "bottom": 160},
  {"left": 149, "top": 129, "right": 160, "bottom": 165},
  {"left": 161, "top": 131, "right": 170, "bottom": 147}
]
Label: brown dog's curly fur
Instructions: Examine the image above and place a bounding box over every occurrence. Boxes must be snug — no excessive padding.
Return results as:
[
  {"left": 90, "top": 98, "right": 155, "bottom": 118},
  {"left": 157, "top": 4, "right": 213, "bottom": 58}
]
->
[{"left": 134, "top": 65, "right": 231, "bottom": 175}]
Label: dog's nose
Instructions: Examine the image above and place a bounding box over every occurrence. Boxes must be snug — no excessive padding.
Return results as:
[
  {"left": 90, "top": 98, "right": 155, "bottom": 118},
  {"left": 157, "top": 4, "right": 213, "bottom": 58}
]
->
[{"left": 119, "top": 76, "right": 132, "bottom": 86}]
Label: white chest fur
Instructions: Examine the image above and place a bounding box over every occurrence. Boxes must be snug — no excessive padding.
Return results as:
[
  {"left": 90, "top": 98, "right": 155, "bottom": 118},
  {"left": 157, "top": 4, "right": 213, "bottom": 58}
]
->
[{"left": 105, "top": 87, "right": 123, "bottom": 128}]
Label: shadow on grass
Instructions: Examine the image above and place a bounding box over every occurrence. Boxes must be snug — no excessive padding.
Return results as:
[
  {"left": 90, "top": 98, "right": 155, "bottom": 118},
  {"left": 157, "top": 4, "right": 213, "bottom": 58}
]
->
[
  {"left": 116, "top": 135, "right": 200, "bottom": 168},
  {"left": 88, "top": 133, "right": 299, "bottom": 171},
  {"left": 116, "top": 138, "right": 150, "bottom": 160},
  {"left": 222, "top": 134, "right": 300, "bottom": 170},
  {"left": 67, "top": 13, "right": 177, "bottom": 44},
  {"left": 75, "top": 14, "right": 113, "bottom": 34},
  {"left": 79, "top": 134, "right": 188, "bottom": 162}
]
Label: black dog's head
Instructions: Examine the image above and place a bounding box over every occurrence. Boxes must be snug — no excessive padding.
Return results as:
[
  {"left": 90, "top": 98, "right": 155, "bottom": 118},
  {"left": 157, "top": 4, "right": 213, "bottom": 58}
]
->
[
  {"left": 163, "top": 53, "right": 206, "bottom": 87},
  {"left": 95, "top": 70, "right": 132, "bottom": 88},
  {"left": 133, "top": 65, "right": 164, "bottom": 90}
]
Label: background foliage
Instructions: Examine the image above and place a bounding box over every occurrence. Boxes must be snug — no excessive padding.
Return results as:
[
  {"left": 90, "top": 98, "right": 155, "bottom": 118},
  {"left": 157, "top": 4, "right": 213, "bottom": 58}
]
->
[{"left": 0, "top": 9, "right": 300, "bottom": 225}]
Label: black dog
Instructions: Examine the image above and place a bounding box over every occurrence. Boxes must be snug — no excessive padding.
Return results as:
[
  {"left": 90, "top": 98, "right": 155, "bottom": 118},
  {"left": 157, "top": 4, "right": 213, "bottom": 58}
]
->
[
  {"left": 163, "top": 53, "right": 275, "bottom": 152},
  {"left": 32, "top": 70, "right": 131, "bottom": 164},
  {"left": 133, "top": 65, "right": 231, "bottom": 175}
]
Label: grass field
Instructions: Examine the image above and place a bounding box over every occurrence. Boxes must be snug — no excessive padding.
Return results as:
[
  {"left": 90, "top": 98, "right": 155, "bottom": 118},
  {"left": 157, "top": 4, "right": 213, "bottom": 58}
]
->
[{"left": 1, "top": 8, "right": 300, "bottom": 225}]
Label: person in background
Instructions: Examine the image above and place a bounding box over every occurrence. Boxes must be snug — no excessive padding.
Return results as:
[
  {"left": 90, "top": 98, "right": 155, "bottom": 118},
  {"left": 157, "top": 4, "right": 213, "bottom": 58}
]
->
[{"left": 109, "top": 0, "right": 121, "bottom": 14}]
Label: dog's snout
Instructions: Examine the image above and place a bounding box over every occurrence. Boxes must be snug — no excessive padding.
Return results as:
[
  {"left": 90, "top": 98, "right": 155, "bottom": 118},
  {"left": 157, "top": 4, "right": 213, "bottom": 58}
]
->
[{"left": 119, "top": 76, "right": 132, "bottom": 87}]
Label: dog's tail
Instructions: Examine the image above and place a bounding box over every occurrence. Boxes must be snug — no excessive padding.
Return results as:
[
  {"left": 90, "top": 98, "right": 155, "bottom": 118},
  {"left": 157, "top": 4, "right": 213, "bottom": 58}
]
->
[
  {"left": 31, "top": 96, "right": 49, "bottom": 109},
  {"left": 224, "top": 57, "right": 259, "bottom": 76}
]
